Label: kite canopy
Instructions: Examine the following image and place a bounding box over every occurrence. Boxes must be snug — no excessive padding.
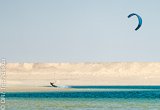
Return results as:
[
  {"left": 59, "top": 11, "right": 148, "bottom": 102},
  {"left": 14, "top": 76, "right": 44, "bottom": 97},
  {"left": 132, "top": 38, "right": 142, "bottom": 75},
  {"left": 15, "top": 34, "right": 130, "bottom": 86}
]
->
[{"left": 128, "top": 13, "right": 142, "bottom": 31}]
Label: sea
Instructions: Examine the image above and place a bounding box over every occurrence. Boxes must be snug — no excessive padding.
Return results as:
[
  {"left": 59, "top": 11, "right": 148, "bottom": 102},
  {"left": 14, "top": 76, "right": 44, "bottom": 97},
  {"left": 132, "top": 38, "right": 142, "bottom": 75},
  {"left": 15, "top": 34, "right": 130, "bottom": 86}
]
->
[{"left": 6, "top": 86, "right": 160, "bottom": 110}]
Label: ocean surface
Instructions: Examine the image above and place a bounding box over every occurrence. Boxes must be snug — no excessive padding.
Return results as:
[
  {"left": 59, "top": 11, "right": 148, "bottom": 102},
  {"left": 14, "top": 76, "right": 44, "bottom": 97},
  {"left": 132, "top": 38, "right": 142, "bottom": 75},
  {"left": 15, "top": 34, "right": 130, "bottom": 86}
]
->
[{"left": 6, "top": 86, "right": 160, "bottom": 110}]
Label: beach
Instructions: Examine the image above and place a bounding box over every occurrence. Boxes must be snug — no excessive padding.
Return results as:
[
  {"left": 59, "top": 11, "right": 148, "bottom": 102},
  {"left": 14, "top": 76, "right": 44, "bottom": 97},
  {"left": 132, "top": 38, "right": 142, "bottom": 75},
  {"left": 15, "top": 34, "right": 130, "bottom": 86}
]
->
[{"left": 6, "top": 62, "right": 160, "bottom": 92}]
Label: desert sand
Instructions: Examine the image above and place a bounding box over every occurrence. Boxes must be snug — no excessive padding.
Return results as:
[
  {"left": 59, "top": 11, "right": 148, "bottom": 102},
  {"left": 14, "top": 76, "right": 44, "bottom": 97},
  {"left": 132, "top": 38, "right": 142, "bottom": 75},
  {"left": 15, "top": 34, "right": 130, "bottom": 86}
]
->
[{"left": 5, "top": 62, "right": 160, "bottom": 92}]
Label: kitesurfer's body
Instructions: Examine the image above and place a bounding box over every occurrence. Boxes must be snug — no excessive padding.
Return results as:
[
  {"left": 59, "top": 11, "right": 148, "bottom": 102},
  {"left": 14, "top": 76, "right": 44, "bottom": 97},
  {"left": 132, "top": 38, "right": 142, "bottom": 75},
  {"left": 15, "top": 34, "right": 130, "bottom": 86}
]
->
[{"left": 50, "top": 82, "right": 57, "bottom": 87}]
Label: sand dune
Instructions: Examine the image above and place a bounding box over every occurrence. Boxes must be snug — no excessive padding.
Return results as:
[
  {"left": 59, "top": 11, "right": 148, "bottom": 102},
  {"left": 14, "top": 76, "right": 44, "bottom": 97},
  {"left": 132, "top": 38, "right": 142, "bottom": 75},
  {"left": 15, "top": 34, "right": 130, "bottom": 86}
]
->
[{"left": 6, "top": 62, "right": 160, "bottom": 87}]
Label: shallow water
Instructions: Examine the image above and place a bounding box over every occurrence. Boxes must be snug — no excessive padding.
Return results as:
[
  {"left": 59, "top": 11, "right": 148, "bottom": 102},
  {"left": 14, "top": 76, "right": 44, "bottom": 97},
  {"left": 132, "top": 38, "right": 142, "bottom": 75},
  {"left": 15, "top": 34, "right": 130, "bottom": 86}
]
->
[
  {"left": 6, "top": 98, "right": 160, "bottom": 110},
  {"left": 6, "top": 86, "right": 160, "bottom": 110}
]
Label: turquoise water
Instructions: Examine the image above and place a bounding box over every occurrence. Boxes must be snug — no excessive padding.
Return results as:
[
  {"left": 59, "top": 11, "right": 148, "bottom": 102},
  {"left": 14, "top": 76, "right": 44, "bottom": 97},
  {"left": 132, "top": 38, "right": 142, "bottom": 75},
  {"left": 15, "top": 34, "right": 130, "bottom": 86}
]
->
[{"left": 6, "top": 86, "right": 160, "bottom": 110}]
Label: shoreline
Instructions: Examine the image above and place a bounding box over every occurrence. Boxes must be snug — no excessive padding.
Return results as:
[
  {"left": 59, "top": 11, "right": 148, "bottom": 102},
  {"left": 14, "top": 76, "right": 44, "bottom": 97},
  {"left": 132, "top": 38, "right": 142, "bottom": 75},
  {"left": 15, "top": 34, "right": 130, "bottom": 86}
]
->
[
  {"left": 6, "top": 85, "right": 160, "bottom": 92},
  {"left": 6, "top": 86, "right": 72, "bottom": 92}
]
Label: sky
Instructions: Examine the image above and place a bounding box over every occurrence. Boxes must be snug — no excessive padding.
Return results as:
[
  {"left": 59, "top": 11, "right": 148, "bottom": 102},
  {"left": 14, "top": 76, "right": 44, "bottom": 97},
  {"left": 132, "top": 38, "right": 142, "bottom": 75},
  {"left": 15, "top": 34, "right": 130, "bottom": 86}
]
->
[{"left": 0, "top": 0, "right": 160, "bottom": 62}]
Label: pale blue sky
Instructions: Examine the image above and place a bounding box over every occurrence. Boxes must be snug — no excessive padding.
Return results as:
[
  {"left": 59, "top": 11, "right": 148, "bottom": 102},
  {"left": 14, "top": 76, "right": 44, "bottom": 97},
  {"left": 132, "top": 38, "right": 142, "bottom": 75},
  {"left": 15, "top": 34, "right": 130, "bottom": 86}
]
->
[{"left": 0, "top": 0, "right": 160, "bottom": 62}]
